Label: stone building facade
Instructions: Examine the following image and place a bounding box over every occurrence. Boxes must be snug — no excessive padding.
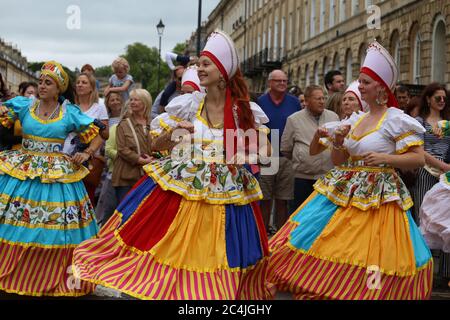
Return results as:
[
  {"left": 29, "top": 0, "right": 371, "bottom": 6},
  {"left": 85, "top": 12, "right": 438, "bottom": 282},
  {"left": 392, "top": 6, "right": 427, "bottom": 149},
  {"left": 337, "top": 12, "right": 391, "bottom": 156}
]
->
[
  {"left": 0, "top": 38, "right": 37, "bottom": 93},
  {"left": 202, "top": 0, "right": 449, "bottom": 94}
]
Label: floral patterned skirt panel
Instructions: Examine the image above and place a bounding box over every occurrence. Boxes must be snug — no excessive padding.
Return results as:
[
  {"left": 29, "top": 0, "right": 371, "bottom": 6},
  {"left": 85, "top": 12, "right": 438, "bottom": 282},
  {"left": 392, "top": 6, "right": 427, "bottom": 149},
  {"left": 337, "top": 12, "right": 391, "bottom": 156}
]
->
[{"left": 73, "top": 175, "right": 271, "bottom": 300}]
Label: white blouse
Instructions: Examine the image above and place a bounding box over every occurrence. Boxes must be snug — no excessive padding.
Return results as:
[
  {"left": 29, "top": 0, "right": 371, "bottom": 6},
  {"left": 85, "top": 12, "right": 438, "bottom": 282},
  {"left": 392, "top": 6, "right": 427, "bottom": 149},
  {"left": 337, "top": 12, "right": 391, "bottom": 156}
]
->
[{"left": 320, "top": 107, "right": 425, "bottom": 157}]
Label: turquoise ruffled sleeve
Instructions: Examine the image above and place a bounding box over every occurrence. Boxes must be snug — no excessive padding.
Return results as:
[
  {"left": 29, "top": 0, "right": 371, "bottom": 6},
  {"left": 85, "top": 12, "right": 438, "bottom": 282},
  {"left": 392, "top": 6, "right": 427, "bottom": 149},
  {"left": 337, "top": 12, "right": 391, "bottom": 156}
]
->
[
  {"left": 1, "top": 96, "right": 32, "bottom": 128},
  {"left": 66, "top": 104, "right": 99, "bottom": 144}
]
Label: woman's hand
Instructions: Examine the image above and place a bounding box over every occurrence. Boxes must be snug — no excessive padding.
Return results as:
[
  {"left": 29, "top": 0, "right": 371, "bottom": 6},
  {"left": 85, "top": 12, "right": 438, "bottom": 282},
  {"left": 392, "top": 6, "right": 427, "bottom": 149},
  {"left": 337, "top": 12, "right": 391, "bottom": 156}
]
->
[
  {"left": 362, "top": 151, "right": 389, "bottom": 166},
  {"left": 334, "top": 124, "right": 351, "bottom": 146},
  {"left": 431, "top": 125, "right": 444, "bottom": 138},
  {"left": 316, "top": 127, "right": 329, "bottom": 139},
  {"left": 138, "top": 153, "right": 153, "bottom": 165},
  {"left": 72, "top": 152, "right": 91, "bottom": 165},
  {"left": 440, "top": 162, "right": 450, "bottom": 173},
  {"left": 175, "top": 121, "right": 195, "bottom": 133}
]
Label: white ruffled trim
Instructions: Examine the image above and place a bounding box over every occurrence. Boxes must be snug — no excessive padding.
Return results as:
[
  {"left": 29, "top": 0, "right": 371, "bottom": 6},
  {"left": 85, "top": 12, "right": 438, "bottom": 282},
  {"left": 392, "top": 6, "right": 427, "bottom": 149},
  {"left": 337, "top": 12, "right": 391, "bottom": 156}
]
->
[
  {"left": 150, "top": 93, "right": 205, "bottom": 136},
  {"left": 249, "top": 101, "right": 269, "bottom": 127},
  {"left": 318, "top": 112, "right": 366, "bottom": 147},
  {"left": 382, "top": 108, "right": 426, "bottom": 138}
]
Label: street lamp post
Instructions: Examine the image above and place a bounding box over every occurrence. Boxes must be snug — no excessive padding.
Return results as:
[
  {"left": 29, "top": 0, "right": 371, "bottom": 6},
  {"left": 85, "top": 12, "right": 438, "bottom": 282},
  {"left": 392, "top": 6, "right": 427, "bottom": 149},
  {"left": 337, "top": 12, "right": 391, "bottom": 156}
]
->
[
  {"left": 156, "top": 19, "right": 165, "bottom": 93},
  {"left": 197, "top": 0, "right": 202, "bottom": 56}
]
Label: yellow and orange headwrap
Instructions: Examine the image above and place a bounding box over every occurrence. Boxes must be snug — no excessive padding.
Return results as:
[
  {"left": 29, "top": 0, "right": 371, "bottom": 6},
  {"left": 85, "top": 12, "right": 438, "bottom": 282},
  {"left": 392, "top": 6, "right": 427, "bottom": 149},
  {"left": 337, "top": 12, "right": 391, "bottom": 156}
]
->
[{"left": 40, "top": 61, "right": 69, "bottom": 93}]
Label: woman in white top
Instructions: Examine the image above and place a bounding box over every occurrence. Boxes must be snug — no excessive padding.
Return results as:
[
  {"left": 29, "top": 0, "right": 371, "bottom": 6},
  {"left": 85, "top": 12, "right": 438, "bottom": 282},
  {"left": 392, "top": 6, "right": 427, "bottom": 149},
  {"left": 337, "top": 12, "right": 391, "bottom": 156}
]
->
[{"left": 64, "top": 72, "right": 109, "bottom": 203}]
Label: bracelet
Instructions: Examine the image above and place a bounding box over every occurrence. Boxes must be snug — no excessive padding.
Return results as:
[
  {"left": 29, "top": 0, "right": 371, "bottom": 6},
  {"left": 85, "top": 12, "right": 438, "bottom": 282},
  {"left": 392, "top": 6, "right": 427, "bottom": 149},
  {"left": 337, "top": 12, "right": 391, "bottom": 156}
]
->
[{"left": 84, "top": 149, "right": 94, "bottom": 159}]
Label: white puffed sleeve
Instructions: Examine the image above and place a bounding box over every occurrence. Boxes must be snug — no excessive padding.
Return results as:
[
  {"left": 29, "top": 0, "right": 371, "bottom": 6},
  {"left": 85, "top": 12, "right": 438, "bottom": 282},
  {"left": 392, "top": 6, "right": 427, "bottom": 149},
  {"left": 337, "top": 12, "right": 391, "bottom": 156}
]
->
[
  {"left": 381, "top": 108, "right": 426, "bottom": 154},
  {"left": 249, "top": 102, "right": 270, "bottom": 134},
  {"left": 150, "top": 92, "right": 205, "bottom": 137},
  {"left": 319, "top": 111, "right": 366, "bottom": 148}
]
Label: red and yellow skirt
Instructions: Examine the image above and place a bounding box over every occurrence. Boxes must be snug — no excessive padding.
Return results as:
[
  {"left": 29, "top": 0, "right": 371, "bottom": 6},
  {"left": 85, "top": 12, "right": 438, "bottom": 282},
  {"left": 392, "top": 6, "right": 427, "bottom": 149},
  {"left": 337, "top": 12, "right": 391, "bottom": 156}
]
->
[
  {"left": 268, "top": 192, "right": 433, "bottom": 300},
  {"left": 73, "top": 176, "right": 270, "bottom": 300}
]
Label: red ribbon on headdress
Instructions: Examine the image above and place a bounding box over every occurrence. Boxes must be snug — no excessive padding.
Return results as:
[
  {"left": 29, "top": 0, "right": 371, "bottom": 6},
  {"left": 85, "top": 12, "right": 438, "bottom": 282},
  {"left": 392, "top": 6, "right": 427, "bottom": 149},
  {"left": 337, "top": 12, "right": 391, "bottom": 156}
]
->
[
  {"left": 360, "top": 67, "right": 399, "bottom": 108},
  {"left": 182, "top": 81, "right": 201, "bottom": 92},
  {"left": 223, "top": 87, "right": 240, "bottom": 162},
  {"left": 200, "top": 50, "right": 239, "bottom": 161}
]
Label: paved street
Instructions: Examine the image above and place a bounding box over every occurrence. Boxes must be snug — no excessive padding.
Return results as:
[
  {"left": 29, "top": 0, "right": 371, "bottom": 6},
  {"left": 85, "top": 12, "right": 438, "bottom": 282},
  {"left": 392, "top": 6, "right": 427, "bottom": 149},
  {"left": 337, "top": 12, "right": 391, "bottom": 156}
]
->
[{"left": 1, "top": 287, "right": 449, "bottom": 300}]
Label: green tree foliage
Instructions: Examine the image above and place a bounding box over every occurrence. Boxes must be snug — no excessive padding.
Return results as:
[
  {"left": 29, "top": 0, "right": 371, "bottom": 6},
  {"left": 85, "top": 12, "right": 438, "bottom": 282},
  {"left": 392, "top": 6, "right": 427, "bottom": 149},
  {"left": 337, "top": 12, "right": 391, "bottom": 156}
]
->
[
  {"left": 94, "top": 65, "right": 112, "bottom": 78},
  {"left": 172, "top": 42, "right": 187, "bottom": 55}
]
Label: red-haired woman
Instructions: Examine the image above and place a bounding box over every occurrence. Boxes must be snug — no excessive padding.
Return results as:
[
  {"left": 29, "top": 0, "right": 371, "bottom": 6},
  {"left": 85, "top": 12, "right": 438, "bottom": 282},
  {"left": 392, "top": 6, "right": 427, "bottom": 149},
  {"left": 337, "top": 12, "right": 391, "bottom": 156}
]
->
[{"left": 73, "top": 30, "right": 272, "bottom": 300}]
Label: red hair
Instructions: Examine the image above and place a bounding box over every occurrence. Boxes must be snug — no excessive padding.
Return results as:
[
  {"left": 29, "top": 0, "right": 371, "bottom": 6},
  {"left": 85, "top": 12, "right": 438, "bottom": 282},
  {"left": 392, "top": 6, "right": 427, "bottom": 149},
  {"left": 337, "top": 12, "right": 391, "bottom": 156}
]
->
[{"left": 228, "top": 68, "right": 255, "bottom": 131}]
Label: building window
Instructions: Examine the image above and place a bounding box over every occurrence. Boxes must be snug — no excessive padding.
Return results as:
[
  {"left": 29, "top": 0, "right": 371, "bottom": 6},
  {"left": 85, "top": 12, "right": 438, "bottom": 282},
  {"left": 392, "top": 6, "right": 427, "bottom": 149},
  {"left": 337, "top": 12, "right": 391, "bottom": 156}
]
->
[
  {"left": 305, "top": 64, "right": 310, "bottom": 87},
  {"left": 351, "top": 0, "right": 359, "bottom": 15},
  {"left": 330, "top": 0, "right": 336, "bottom": 28},
  {"left": 359, "top": 43, "right": 367, "bottom": 67},
  {"left": 333, "top": 52, "right": 340, "bottom": 70},
  {"left": 304, "top": 5, "right": 309, "bottom": 41},
  {"left": 257, "top": 35, "right": 261, "bottom": 54},
  {"left": 432, "top": 17, "right": 446, "bottom": 83},
  {"left": 314, "top": 61, "right": 319, "bottom": 85},
  {"left": 365, "top": 0, "right": 373, "bottom": 8},
  {"left": 268, "top": 25, "right": 272, "bottom": 52},
  {"left": 263, "top": 31, "right": 266, "bottom": 50},
  {"left": 297, "top": 66, "right": 302, "bottom": 86},
  {"left": 289, "top": 13, "right": 294, "bottom": 50},
  {"left": 311, "top": 0, "right": 316, "bottom": 38},
  {"left": 339, "top": 0, "right": 346, "bottom": 23},
  {"left": 390, "top": 31, "right": 400, "bottom": 71},
  {"left": 281, "top": 17, "right": 286, "bottom": 58},
  {"left": 320, "top": 0, "right": 325, "bottom": 33},
  {"left": 297, "top": 8, "right": 301, "bottom": 45},
  {"left": 413, "top": 32, "right": 421, "bottom": 85},
  {"left": 274, "top": 16, "right": 279, "bottom": 60},
  {"left": 346, "top": 49, "right": 353, "bottom": 85},
  {"left": 323, "top": 56, "right": 329, "bottom": 77}
]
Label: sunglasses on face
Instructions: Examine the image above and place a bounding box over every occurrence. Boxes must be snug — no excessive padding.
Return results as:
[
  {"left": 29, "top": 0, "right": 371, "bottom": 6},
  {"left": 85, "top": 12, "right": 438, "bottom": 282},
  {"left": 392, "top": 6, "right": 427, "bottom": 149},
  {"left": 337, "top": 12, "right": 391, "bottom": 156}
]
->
[{"left": 434, "top": 95, "right": 448, "bottom": 103}]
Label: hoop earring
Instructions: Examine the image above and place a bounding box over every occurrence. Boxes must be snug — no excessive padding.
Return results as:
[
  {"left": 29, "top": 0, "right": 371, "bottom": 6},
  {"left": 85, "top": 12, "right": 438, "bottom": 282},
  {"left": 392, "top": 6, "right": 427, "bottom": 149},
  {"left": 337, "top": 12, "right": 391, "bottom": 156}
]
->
[
  {"left": 218, "top": 76, "right": 227, "bottom": 90},
  {"left": 375, "top": 89, "right": 388, "bottom": 106}
]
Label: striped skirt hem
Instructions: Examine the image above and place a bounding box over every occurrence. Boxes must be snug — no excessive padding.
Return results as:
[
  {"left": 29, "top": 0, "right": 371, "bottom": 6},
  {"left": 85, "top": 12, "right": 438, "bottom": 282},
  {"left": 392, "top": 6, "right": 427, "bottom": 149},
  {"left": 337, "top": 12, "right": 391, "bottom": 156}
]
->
[
  {"left": 0, "top": 240, "right": 95, "bottom": 297},
  {"left": 268, "top": 245, "right": 433, "bottom": 300},
  {"left": 73, "top": 232, "right": 271, "bottom": 300}
]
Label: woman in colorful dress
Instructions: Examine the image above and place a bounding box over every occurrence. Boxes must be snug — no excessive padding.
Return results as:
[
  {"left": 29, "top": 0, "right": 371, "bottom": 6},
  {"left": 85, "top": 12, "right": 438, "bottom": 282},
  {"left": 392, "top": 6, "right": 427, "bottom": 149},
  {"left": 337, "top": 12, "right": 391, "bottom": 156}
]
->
[
  {"left": 267, "top": 41, "right": 433, "bottom": 300},
  {"left": 0, "top": 61, "right": 102, "bottom": 297},
  {"left": 420, "top": 120, "right": 450, "bottom": 289},
  {"left": 72, "top": 30, "right": 272, "bottom": 300}
]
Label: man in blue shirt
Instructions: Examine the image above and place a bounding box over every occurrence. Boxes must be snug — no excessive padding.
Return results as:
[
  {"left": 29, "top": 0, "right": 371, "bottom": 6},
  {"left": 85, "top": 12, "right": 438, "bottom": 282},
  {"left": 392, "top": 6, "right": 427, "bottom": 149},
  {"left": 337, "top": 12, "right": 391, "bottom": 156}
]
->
[{"left": 257, "top": 70, "right": 301, "bottom": 236}]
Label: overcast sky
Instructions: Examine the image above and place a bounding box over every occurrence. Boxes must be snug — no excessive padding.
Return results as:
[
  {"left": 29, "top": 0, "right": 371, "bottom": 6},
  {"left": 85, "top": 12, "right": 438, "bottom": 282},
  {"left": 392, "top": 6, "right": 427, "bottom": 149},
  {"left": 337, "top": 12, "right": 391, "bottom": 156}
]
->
[{"left": 0, "top": 0, "right": 221, "bottom": 70}]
